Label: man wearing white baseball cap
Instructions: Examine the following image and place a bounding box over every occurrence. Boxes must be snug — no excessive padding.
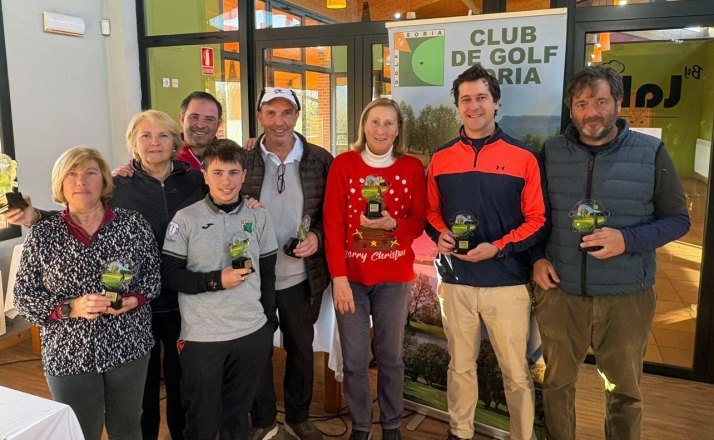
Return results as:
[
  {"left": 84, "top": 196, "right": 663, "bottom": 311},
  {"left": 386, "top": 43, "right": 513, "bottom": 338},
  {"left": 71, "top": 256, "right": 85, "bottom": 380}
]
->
[{"left": 243, "top": 87, "right": 333, "bottom": 440}]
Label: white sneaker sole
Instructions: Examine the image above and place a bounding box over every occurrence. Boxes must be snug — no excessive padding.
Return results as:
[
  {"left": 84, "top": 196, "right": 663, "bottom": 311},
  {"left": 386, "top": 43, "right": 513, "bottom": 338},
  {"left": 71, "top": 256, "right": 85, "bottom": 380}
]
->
[{"left": 260, "top": 424, "right": 279, "bottom": 440}]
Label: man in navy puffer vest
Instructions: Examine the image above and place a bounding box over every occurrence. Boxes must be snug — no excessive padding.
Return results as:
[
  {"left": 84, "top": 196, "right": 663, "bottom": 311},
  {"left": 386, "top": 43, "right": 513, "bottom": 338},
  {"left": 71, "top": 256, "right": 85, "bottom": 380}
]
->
[{"left": 532, "top": 66, "right": 690, "bottom": 440}]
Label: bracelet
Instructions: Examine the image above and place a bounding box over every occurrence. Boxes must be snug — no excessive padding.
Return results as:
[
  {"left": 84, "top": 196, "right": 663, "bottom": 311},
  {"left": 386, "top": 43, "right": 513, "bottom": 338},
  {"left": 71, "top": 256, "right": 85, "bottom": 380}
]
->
[{"left": 387, "top": 221, "right": 398, "bottom": 233}]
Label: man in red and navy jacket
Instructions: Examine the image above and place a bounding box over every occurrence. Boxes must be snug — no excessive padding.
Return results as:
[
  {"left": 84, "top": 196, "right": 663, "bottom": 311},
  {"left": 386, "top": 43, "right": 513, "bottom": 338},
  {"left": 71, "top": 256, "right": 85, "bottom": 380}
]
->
[{"left": 426, "top": 65, "right": 549, "bottom": 440}]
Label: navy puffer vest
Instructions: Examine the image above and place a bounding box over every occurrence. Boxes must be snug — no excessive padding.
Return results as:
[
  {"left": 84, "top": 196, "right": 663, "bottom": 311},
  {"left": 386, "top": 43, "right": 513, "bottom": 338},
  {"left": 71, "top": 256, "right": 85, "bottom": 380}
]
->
[{"left": 544, "top": 119, "right": 660, "bottom": 296}]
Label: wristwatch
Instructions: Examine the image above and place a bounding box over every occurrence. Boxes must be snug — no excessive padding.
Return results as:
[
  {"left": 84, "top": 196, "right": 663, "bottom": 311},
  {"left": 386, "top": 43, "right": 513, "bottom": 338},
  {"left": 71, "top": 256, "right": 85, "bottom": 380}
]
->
[{"left": 59, "top": 299, "right": 74, "bottom": 319}]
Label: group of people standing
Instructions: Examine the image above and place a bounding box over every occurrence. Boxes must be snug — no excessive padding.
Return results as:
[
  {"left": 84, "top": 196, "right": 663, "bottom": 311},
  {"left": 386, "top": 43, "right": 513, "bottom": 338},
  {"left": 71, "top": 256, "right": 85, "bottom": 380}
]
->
[{"left": 8, "top": 62, "right": 688, "bottom": 440}]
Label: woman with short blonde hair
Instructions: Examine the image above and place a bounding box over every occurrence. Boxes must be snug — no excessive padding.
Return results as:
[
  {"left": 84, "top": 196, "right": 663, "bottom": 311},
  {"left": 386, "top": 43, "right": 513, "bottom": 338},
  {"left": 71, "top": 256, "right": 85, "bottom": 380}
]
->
[{"left": 14, "top": 146, "right": 161, "bottom": 440}]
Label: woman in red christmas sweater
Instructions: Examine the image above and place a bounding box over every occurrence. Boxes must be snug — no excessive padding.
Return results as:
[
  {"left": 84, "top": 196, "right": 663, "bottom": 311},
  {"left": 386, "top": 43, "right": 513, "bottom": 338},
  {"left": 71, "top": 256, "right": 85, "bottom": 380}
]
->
[{"left": 324, "top": 98, "right": 427, "bottom": 440}]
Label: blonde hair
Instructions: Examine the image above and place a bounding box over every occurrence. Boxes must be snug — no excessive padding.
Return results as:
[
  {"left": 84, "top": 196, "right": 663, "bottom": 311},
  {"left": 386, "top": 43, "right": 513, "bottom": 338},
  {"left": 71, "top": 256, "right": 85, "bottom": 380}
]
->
[
  {"left": 51, "top": 146, "right": 114, "bottom": 204},
  {"left": 351, "top": 98, "right": 406, "bottom": 159},
  {"left": 125, "top": 110, "right": 183, "bottom": 161}
]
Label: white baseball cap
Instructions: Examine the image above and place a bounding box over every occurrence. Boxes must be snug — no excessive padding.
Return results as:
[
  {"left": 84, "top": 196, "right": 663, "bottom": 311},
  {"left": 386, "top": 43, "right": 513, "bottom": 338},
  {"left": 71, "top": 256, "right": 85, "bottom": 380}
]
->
[{"left": 257, "top": 87, "right": 301, "bottom": 111}]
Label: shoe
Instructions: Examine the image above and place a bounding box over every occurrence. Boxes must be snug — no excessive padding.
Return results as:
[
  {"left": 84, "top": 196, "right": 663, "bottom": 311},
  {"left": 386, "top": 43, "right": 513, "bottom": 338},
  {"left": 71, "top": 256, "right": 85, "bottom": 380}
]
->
[
  {"left": 446, "top": 430, "right": 470, "bottom": 440},
  {"left": 348, "top": 430, "right": 372, "bottom": 440},
  {"left": 247, "top": 420, "right": 279, "bottom": 440},
  {"left": 382, "top": 428, "right": 402, "bottom": 440},
  {"left": 285, "top": 419, "right": 323, "bottom": 440}
]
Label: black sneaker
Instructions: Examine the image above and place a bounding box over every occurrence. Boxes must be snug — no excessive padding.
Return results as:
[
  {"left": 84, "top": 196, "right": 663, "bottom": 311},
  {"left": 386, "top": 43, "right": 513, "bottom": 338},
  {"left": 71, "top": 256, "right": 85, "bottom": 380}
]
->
[
  {"left": 382, "top": 428, "right": 402, "bottom": 440},
  {"left": 446, "top": 430, "right": 470, "bottom": 440},
  {"left": 349, "top": 430, "right": 372, "bottom": 440}
]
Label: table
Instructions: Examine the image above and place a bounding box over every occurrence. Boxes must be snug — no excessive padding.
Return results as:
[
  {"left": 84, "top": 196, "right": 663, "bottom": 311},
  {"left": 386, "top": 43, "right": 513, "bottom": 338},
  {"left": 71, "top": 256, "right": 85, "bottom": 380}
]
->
[
  {"left": 0, "top": 386, "right": 84, "bottom": 440},
  {"left": 3, "top": 244, "right": 22, "bottom": 321}
]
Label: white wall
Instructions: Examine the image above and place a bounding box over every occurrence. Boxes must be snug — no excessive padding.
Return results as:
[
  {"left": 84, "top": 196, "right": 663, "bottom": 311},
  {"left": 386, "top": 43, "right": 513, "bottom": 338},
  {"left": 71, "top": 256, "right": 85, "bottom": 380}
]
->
[{"left": 0, "top": 0, "right": 140, "bottom": 302}]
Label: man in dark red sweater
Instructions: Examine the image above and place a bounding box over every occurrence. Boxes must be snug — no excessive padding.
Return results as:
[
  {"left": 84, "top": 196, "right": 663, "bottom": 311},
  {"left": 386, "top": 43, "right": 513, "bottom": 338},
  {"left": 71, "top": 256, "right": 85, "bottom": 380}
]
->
[{"left": 175, "top": 91, "right": 223, "bottom": 170}]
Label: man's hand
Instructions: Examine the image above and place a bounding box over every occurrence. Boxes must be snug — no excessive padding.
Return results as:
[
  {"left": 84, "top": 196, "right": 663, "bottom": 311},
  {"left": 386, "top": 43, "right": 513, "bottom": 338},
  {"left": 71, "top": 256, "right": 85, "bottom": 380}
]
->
[
  {"left": 533, "top": 258, "right": 560, "bottom": 290},
  {"left": 104, "top": 296, "right": 139, "bottom": 316},
  {"left": 452, "top": 242, "right": 499, "bottom": 263},
  {"left": 242, "top": 138, "right": 258, "bottom": 151},
  {"left": 359, "top": 212, "right": 397, "bottom": 231},
  {"left": 581, "top": 227, "right": 625, "bottom": 259},
  {"left": 3, "top": 196, "right": 39, "bottom": 227},
  {"left": 437, "top": 230, "right": 456, "bottom": 255},
  {"left": 332, "top": 277, "right": 355, "bottom": 314},
  {"left": 293, "top": 231, "right": 319, "bottom": 258},
  {"left": 244, "top": 196, "right": 264, "bottom": 209},
  {"left": 112, "top": 164, "right": 134, "bottom": 178},
  {"left": 220, "top": 267, "right": 252, "bottom": 289}
]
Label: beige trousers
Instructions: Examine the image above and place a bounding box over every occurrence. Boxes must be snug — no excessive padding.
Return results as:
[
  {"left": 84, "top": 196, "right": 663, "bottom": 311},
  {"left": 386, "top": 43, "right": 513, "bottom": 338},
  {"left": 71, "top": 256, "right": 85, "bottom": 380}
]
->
[{"left": 439, "top": 282, "right": 536, "bottom": 440}]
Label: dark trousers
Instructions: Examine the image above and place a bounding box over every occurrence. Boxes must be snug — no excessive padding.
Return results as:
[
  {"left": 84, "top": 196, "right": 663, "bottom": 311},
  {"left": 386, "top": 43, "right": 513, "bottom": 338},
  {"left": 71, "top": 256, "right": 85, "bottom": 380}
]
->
[
  {"left": 142, "top": 309, "right": 185, "bottom": 440},
  {"left": 534, "top": 286, "right": 656, "bottom": 440},
  {"left": 180, "top": 323, "right": 273, "bottom": 440},
  {"left": 335, "top": 281, "right": 411, "bottom": 432},
  {"left": 251, "top": 280, "right": 321, "bottom": 426},
  {"left": 46, "top": 354, "right": 150, "bottom": 440}
]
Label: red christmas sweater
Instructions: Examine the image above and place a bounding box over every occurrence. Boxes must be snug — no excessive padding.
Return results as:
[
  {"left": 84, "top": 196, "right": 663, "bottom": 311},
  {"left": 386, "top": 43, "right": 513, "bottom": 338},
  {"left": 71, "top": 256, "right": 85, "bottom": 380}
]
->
[{"left": 324, "top": 151, "right": 427, "bottom": 285}]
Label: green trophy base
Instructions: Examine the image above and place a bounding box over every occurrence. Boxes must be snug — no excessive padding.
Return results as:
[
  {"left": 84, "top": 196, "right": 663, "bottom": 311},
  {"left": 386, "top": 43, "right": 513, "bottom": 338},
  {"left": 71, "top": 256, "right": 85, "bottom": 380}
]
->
[
  {"left": 284, "top": 238, "right": 303, "bottom": 258},
  {"left": 365, "top": 201, "right": 383, "bottom": 219},
  {"left": 232, "top": 257, "right": 253, "bottom": 270},
  {"left": 453, "top": 238, "right": 471, "bottom": 255},
  {"left": 0, "top": 192, "right": 28, "bottom": 214},
  {"left": 103, "top": 290, "right": 123, "bottom": 310}
]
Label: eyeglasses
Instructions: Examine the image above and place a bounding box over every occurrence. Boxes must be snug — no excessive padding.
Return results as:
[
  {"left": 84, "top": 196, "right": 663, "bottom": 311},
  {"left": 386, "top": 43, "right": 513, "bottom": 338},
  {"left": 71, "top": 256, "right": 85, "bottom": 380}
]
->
[
  {"left": 277, "top": 163, "right": 286, "bottom": 194},
  {"left": 186, "top": 114, "right": 219, "bottom": 124}
]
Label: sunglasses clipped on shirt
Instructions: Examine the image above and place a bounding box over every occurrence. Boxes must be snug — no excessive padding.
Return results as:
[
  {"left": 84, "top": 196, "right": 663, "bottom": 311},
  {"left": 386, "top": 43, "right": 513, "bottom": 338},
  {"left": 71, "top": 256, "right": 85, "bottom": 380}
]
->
[{"left": 277, "top": 163, "right": 286, "bottom": 194}]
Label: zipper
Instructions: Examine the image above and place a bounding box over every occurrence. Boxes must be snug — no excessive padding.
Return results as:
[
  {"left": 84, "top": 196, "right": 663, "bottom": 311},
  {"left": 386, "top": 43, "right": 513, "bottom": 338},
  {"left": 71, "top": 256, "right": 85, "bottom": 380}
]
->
[
  {"left": 161, "top": 181, "right": 170, "bottom": 222},
  {"left": 581, "top": 154, "right": 596, "bottom": 296}
]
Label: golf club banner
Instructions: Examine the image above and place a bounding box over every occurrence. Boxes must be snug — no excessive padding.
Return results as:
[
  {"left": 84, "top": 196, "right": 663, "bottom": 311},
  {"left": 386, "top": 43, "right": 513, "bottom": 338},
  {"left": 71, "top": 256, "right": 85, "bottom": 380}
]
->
[{"left": 388, "top": 9, "right": 567, "bottom": 440}]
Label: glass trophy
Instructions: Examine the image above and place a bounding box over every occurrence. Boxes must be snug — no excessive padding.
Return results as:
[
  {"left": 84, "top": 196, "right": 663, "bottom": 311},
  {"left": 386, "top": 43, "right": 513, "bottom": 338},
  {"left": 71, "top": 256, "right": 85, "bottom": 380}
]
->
[
  {"left": 569, "top": 199, "right": 610, "bottom": 252},
  {"left": 362, "top": 175, "right": 389, "bottom": 219},
  {"left": 230, "top": 233, "right": 253, "bottom": 270},
  {"left": 284, "top": 215, "right": 311, "bottom": 258},
  {"left": 449, "top": 211, "right": 478, "bottom": 254},
  {"left": 0, "top": 154, "right": 28, "bottom": 214},
  {"left": 101, "top": 261, "right": 135, "bottom": 310}
]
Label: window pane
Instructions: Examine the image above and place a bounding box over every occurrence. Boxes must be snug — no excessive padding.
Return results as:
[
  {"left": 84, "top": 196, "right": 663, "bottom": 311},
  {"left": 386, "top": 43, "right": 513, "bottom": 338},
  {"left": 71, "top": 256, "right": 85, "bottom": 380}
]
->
[
  {"left": 371, "top": 44, "right": 392, "bottom": 100},
  {"left": 148, "top": 43, "right": 242, "bottom": 142},
  {"left": 255, "top": 0, "right": 485, "bottom": 28},
  {"left": 263, "top": 45, "right": 348, "bottom": 155},
  {"left": 584, "top": 28, "right": 713, "bottom": 369},
  {"left": 145, "top": 0, "right": 238, "bottom": 36}
]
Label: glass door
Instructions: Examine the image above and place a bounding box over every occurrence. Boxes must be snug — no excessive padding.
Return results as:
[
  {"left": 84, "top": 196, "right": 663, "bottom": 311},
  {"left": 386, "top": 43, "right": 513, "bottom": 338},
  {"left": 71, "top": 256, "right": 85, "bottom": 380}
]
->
[
  {"left": 255, "top": 37, "right": 354, "bottom": 156},
  {"left": 574, "top": 16, "right": 714, "bottom": 380}
]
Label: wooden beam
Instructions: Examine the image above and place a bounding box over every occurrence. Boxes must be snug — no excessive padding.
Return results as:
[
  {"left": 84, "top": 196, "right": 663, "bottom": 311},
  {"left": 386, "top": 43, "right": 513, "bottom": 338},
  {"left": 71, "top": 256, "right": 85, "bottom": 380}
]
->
[{"left": 461, "top": 0, "right": 481, "bottom": 14}]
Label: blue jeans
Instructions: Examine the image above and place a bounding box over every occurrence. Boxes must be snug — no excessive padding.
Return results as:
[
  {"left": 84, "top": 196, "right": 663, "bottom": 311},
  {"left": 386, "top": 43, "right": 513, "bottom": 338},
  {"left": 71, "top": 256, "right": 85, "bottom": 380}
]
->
[
  {"left": 46, "top": 354, "right": 150, "bottom": 440},
  {"left": 335, "top": 281, "right": 411, "bottom": 432}
]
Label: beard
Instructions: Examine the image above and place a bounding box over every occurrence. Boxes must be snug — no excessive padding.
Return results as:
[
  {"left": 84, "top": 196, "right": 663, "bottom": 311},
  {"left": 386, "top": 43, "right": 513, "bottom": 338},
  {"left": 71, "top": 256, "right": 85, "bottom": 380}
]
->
[{"left": 574, "top": 113, "right": 618, "bottom": 144}]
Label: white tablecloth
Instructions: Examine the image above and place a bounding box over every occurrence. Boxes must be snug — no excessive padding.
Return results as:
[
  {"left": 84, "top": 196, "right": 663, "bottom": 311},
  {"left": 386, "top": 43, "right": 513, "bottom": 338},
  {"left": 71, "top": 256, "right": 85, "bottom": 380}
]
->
[
  {"left": 273, "top": 285, "right": 344, "bottom": 381},
  {"left": 4, "top": 243, "right": 345, "bottom": 379},
  {"left": 0, "top": 386, "right": 84, "bottom": 440}
]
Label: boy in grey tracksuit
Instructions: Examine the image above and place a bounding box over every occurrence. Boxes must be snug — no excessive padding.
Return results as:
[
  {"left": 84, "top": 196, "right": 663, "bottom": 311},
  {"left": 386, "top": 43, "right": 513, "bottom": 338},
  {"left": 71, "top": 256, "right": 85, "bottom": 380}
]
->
[{"left": 162, "top": 139, "right": 278, "bottom": 440}]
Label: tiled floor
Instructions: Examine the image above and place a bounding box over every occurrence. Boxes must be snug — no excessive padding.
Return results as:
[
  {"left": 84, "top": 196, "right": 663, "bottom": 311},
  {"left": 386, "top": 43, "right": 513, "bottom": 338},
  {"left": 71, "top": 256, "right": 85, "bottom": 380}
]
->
[{"left": 647, "top": 176, "right": 706, "bottom": 368}]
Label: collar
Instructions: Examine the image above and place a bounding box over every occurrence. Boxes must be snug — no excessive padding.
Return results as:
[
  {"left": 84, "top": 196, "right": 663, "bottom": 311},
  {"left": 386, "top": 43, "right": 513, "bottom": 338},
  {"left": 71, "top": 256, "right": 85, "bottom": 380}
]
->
[
  {"left": 259, "top": 133, "right": 303, "bottom": 166},
  {"left": 459, "top": 124, "right": 501, "bottom": 148},
  {"left": 203, "top": 193, "right": 245, "bottom": 214},
  {"left": 131, "top": 159, "right": 177, "bottom": 177},
  {"left": 61, "top": 203, "right": 116, "bottom": 247},
  {"left": 361, "top": 144, "right": 395, "bottom": 168}
]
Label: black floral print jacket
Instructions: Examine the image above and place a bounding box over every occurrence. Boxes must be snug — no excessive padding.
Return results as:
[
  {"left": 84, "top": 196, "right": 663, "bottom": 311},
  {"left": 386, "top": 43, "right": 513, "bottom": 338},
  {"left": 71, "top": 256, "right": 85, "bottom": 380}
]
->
[{"left": 13, "top": 207, "right": 161, "bottom": 377}]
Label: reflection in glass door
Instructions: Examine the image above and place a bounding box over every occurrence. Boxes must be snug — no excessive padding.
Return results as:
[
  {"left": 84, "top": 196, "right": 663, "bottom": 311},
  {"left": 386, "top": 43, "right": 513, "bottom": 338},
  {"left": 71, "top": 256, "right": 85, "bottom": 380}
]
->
[
  {"left": 263, "top": 45, "right": 348, "bottom": 155},
  {"left": 585, "top": 28, "right": 714, "bottom": 369}
]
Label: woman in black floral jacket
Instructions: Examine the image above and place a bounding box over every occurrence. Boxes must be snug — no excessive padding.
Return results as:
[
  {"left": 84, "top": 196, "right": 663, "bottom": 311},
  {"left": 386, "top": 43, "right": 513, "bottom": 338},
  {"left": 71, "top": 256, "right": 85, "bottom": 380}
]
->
[{"left": 13, "top": 146, "right": 160, "bottom": 440}]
